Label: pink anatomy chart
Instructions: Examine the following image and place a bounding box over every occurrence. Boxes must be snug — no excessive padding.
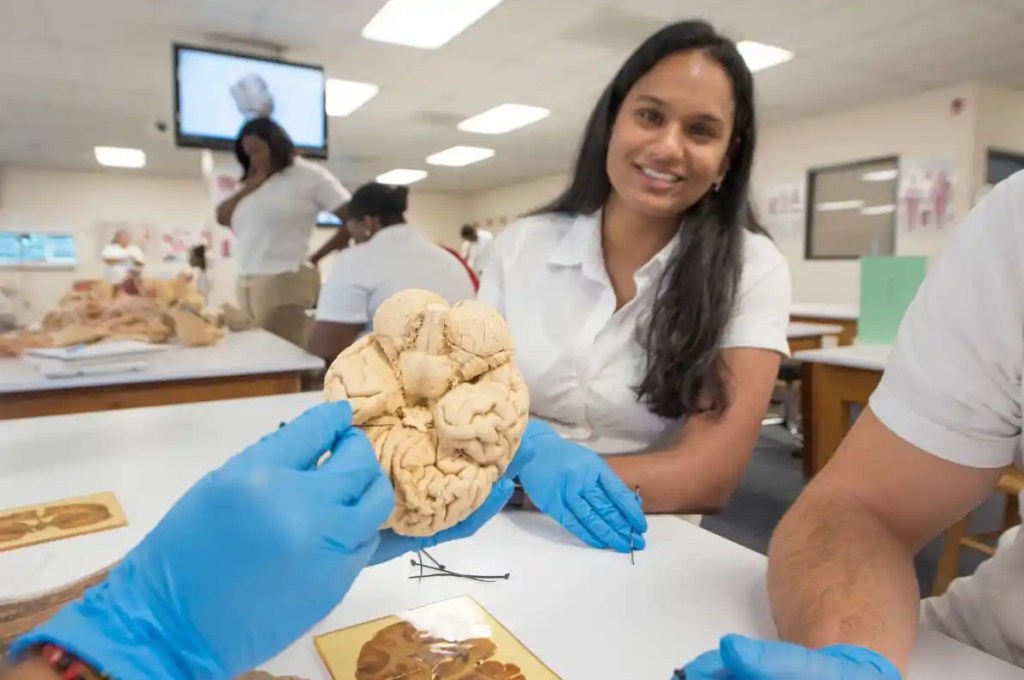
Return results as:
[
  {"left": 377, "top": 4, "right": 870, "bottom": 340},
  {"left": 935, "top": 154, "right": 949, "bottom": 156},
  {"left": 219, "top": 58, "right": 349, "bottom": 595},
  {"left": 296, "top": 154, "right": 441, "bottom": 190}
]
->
[{"left": 898, "top": 158, "right": 956, "bottom": 233}]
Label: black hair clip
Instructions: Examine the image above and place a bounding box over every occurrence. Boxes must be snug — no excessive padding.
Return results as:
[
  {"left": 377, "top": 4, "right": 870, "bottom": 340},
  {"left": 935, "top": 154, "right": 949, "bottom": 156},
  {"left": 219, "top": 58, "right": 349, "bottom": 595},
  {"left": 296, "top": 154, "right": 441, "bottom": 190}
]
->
[{"left": 409, "top": 550, "right": 510, "bottom": 583}]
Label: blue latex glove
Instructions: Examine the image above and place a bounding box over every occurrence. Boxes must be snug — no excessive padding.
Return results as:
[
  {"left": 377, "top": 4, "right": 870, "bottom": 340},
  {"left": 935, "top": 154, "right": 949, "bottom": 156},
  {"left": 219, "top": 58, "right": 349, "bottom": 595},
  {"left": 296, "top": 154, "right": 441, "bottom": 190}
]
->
[
  {"left": 683, "top": 634, "right": 902, "bottom": 679},
  {"left": 369, "top": 427, "right": 537, "bottom": 565},
  {"left": 11, "top": 402, "right": 394, "bottom": 680},
  {"left": 516, "top": 418, "right": 647, "bottom": 552}
]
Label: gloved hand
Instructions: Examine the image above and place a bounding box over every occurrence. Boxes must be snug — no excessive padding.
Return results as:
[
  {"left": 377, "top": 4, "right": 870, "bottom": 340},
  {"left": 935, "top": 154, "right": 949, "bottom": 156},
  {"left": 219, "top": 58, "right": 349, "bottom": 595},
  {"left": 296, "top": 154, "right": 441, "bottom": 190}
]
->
[
  {"left": 682, "top": 634, "right": 902, "bottom": 679},
  {"left": 516, "top": 418, "right": 647, "bottom": 553},
  {"left": 369, "top": 428, "right": 537, "bottom": 565},
  {"left": 12, "top": 402, "right": 394, "bottom": 680}
]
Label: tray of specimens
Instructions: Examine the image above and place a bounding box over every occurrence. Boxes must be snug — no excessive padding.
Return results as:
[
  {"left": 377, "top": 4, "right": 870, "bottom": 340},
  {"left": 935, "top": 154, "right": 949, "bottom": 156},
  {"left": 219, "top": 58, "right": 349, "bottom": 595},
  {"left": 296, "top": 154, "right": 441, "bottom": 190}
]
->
[{"left": 314, "top": 595, "right": 560, "bottom": 679}]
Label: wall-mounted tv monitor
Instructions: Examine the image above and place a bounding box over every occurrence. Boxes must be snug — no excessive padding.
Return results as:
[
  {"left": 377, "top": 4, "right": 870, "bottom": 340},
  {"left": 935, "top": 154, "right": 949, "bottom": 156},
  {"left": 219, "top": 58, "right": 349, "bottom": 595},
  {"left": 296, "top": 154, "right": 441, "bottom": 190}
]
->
[
  {"left": 0, "top": 232, "right": 77, "bottom": 269},
  {"left": 174, "top": 44, "right": 328, "bottom": 158}
]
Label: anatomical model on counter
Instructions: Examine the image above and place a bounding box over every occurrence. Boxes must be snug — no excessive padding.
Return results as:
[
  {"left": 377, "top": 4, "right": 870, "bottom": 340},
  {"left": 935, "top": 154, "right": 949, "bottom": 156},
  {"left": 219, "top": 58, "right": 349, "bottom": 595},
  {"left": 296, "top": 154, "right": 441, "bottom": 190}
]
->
[
  {"left": 0, "top": 278, "right": 228, "bottom": 357},
  {"left": 324, "top": 289, "right": 529, "bottom": 537}
]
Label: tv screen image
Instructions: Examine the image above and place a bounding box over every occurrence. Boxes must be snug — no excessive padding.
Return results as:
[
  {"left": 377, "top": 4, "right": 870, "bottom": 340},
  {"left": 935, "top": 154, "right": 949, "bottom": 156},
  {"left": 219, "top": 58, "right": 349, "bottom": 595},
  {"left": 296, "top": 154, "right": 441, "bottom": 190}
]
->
[{"left": 174, "top": 44, "right": 327, "bottom": 157}]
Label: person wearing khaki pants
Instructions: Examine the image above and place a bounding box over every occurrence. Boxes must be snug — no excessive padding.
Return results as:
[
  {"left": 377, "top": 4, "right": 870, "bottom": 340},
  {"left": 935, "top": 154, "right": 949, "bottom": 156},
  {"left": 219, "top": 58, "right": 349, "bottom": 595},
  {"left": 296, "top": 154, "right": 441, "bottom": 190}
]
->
[
  {"left": 214, "top": 118, "right": 350, "bottom": 349},
  {"left": 236, "top": 264, "right": 320, "bottom": 347}
]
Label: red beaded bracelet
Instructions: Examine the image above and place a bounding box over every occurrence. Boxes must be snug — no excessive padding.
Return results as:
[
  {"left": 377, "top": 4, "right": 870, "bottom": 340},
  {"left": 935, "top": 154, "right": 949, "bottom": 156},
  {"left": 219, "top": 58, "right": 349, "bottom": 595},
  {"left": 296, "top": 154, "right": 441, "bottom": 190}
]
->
[{"left": 30, "top": 643, "right": 109, "bottom": 680}]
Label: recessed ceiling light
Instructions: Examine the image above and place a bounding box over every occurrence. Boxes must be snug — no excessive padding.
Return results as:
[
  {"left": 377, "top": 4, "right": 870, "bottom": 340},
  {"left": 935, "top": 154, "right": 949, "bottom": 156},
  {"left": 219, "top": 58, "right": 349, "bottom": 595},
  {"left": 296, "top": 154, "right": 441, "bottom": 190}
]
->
[
  {"left": 861, "top": 169, "right": 899, "bottom": 182},
  {"left": 94, "top": 146, "right": 146, "bottom": 169},
  {"left": 362, "top": 0, "right": 504, "bottom": 49},
  {"left": 426, "top": 146, "right": 495, "bottom": 167},
  {"left": 860, "top": 204, "right": 896, "bottom": 216},
  {"left": 326, "top": 79, "right": 379, "bottom": 117},
  {"left": 816, "top": 200, "right": 864, "bottom": 212},
  {"left": 376, "top": 168, "right": 428, "bottom": 185},
  {"left": 457, "top": 103, "right": 550, "bottom": 134},
  {"left": 736, "top": 40, "right": 794, "bottom": 73}
]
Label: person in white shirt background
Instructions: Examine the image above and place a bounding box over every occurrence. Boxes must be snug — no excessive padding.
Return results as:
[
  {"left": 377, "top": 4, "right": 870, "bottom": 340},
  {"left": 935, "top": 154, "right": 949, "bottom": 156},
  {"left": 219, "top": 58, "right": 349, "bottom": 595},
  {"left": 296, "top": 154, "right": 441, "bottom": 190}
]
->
[
  {"left": 184, "top": 244, "right": 213, "bottom": 303},
  {"left": 100, "top": 228, "right": 145, "bottom": 285},
  {"left": 214, "top": 117, "right": 350, "bottom": 347},
  {"left": 477, "top": 20, "right": 790, "bottom": 551},
  {"left": 459, "top": 224, "right": 494, "bottom": 275},
  {"left": 682, "top": 169, "right": 1024, "bottom": 679},
  {"left": 307, "top": 182, "right": 476, "bottom": 362}
]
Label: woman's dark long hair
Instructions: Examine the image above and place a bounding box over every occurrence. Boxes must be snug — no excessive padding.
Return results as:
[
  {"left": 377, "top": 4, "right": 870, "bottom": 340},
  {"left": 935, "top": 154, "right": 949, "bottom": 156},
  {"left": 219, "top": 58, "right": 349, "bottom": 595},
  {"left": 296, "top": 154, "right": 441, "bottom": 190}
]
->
[
  {"left": 535, "top": 20, "right": 766, "bottom": 420},
  {"left": 234, "top": 117, "right": 295, "bottom": 180},
  {"left": 347, "top": 182, "right": 409, "bottom": 225}
]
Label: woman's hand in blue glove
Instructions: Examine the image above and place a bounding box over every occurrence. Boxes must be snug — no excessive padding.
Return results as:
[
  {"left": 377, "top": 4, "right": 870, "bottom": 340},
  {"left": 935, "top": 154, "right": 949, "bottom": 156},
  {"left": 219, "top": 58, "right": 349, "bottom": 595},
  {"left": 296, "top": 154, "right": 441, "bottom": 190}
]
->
[
  {"left": 369, "top": 428, "right": 537, "bottom": 565},
  {"left": 516, "top": 419, "right": 647, "bottom": 553},
  {"left": 12, "top": 402, "right": 394, "bottom": 680},
  {"left": 683, "top": 635, "right": 902, "bottom": 679}
]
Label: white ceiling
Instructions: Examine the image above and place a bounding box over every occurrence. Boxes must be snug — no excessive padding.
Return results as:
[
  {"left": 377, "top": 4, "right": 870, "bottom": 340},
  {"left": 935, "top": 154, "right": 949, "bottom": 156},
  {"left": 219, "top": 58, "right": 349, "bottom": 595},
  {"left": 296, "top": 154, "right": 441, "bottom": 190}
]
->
[{"left": 1, "top": 0, "right": 1023, "bottom": 193}]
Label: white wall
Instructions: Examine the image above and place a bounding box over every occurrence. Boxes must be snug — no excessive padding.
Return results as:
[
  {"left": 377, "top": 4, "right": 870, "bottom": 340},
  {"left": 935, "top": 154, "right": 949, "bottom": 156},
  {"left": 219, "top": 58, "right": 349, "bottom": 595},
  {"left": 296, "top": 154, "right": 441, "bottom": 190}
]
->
[
  {"left": 974, "top": 82, "right": 1024, "bottom": 191},
  {"left": 753, "top": 83, "right": 979, "bottom": 306},
  {"left": 468, "top": 174, "right": 567, "bottom": 231},
  {"left": 0, "top": 166, "right": 468, "bottom": 322}
]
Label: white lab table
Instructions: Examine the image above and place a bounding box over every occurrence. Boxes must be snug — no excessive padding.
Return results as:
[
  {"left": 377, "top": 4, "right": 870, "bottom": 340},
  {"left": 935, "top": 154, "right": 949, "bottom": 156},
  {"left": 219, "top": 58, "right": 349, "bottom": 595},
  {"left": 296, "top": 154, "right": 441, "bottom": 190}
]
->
[
  {"left": 1, "top": 393, "right": 1020, "bottom": 679},
  {"left": 786, "top": 321, "right": 844, "bottom": 352},
  {"left": 0, "top": 329, "right": 323, "bottom": 419},
  {"left": 793, "top": 343, "right": 892, "bottom": 477},
  {"left": 790, "top": 302, "right": 860, "bottom": 345}
]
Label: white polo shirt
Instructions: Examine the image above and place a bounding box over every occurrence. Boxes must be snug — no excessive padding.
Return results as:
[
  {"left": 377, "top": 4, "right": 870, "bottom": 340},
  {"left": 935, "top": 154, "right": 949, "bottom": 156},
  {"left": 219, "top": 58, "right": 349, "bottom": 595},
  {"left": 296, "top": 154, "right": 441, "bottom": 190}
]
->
[
  {"left": 231, "top": 157, "right": 350, "bottom": 276},
  {"left": 477, "top": 210, "right": 791, "bottom": 455},
  {"left": 315, "top": 225, "right": 476, "bottom": 331},
  {"left": 866, "top": 171, "right": 1024, "bottom": 665}
]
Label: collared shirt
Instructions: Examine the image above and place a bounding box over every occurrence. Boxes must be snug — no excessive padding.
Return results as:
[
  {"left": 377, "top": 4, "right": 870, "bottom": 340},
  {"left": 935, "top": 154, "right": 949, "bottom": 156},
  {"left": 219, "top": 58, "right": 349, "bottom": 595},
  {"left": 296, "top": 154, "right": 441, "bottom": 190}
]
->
[
  {"left": 315, "top": 224, "right": 476, "bottom": 333},
  {"left": 478, "top": 210, "right": 791, "bottom": 454},
  {"left": 231, "top": 157, "right": 350, "bottom": 276}
]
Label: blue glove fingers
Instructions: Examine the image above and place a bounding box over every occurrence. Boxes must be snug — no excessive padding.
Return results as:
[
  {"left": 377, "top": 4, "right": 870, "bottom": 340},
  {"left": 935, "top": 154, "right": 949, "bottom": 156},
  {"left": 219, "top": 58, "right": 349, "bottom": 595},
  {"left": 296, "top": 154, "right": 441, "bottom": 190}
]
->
[
  {"left": 720, "top": 635, "right": 898, "bottom": 680},
  {"left": 562, "top": 479, "right": 630, "bottom": 552},
  {"left": 681, "top": 648, "right": 729, "bottom": 679},
  {"left": 522, "top": 418, "right": 557, "bottom": 440},
  {"left": 246, "top": 402, "right": 354, "bottom": 470},
  {"left": 578, "top": 484, "right": 635, "bottom": 552},
  {"left": 325, "top": 472, "right": 395, "bottom": 551},
  {"left": 318, "top": 426, "right": 380, "bottom": 476},
  {"left": 598, "top": 470, "right": 648, "bottom": 534},
  {"left": 822, "top": 645, "right": 902, "bottom": 678}
]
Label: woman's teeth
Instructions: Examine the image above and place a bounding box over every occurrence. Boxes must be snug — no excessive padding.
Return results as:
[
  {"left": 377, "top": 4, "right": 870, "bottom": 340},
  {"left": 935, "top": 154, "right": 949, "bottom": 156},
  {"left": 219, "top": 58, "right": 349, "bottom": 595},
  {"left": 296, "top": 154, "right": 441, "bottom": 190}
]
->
[{"left": 640, "top": 166, "right": 681, "bottom": 183}]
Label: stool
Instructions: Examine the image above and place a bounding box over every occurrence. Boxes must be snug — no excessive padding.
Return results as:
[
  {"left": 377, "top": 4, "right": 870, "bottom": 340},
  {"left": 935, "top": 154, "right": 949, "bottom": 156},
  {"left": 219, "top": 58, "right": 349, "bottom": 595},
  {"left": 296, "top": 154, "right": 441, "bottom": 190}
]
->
[
  {"left": 764, "top": 361, "right": 803, "bottom": 439},
  {"left": 932, "top": 468, "right": 1024, "bottom": 596}
]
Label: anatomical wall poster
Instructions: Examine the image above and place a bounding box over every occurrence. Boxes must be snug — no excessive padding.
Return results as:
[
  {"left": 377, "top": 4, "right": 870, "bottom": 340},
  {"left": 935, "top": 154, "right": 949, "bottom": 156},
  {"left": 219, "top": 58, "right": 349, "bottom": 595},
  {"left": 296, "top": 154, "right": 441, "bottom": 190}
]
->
[{"left": 897, "top": 157, "right": 956, "bottom": 234}]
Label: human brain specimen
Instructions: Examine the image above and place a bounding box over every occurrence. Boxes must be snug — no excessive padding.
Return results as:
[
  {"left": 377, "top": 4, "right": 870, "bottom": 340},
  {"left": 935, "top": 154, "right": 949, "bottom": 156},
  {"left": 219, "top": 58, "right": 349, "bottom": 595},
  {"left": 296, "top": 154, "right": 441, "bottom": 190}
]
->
[{"left": 323, "top": 290, "right": 529, "bottom": 537}]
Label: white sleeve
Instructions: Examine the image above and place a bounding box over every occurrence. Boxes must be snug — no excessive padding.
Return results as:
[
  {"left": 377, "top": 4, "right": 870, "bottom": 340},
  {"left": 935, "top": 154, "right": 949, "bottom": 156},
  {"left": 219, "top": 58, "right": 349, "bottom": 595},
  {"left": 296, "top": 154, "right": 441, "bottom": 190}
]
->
[
  {"left": 869, "top": 172, "right": 1024, "bottom": 468},
  {"left": 476, "top": 235, "right": 506, "bottom": 315},
  {"left": 309, "top": 164, "right": 351, "bottom": 213},
  {"left": 314, "top": 249, "right": 370, "bottom": 324},
  {"left": 720, "top": 233, "right": 791, "bottom": 356}
]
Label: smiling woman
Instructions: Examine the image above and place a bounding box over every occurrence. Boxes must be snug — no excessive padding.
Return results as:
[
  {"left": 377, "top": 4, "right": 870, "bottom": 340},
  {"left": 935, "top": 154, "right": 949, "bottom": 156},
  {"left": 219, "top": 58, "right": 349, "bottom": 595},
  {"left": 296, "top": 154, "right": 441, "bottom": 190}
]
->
[{"left": 478, "top": 20, "right": 791, "bottom": 548}]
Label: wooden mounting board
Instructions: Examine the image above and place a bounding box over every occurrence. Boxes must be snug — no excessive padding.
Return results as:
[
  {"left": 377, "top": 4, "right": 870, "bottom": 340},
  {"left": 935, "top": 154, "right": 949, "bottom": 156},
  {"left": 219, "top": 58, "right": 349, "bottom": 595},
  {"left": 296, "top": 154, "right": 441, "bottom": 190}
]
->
[
  {"left": 0, "top": 492, "right": 126, "bottom": 553},
  {"left": 314, "top": 595, "right": 560, "bottom": 679}
]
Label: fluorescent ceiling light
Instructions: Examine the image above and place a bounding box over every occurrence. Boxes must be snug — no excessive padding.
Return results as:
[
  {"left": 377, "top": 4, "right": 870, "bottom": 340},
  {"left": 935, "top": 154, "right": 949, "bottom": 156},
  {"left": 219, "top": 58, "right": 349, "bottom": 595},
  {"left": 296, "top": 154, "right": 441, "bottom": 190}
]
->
[
  {"left": 861, "top": 169, "right": 899, "bottom": 182},
  {"left": 326, "top": 79, "right": 379, "bottom": 117},
  {"left": 426, "top": 145, "right": 495, "bottom": 167},
  {"left": 362, "top": 0, "right": 504, "bottom": 49},
  {"left": 94, "top": 146, "right": 146, "bottom": 168},
  {"left": 816, "top": 200, "right": 864, "bottom": 212},
  {"left": 376, "top": 168, "right": 427, "bottom": 185},
  {"left": 737, "top": 40, "right": 794, "bottom": 73},
  {"left": 860, "top": 204, "right": 896, "bottom": 216},
  {"left": 457, "top": 103, "right": 550, "bottom": 134}
]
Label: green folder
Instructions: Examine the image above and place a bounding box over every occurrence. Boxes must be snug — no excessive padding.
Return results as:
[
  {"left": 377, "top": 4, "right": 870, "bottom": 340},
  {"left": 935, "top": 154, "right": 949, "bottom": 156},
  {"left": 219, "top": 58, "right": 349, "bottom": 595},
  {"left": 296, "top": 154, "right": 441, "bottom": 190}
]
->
[{"left": 858, "top": 256, "right": 927, "bottom": 344}]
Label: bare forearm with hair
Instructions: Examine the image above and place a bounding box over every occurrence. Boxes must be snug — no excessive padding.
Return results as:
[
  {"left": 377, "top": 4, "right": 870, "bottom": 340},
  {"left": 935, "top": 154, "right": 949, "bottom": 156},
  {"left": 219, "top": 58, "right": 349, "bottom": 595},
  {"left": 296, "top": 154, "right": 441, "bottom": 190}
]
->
[
  {"left": 768, "top": 491, "right": 920, "bottom": 674},
  {"left": 605, "top": 445, "right": 748, "bottom": 514}
]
